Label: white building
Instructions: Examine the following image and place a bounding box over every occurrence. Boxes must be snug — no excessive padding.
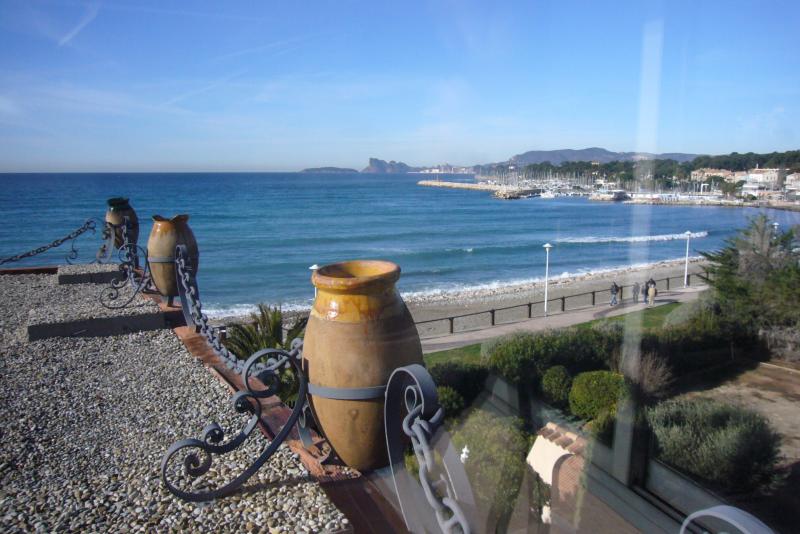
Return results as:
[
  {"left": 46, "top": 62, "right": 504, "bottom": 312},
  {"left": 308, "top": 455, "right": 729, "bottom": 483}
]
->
[
  {"left": 785, "top": 173, "right": 800, "bottom": 192},
  {"left": 690, "top": 168, "right": 734, "bottom": 182}
]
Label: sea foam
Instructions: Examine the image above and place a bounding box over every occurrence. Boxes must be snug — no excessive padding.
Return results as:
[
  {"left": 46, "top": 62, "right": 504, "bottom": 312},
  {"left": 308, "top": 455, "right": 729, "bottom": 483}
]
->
[{"left": 556, "top": 231, "right": 708, "bottom": 244}]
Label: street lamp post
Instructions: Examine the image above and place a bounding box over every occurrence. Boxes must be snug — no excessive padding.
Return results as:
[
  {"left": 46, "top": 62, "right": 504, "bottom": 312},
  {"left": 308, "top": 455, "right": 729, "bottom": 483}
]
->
[
  {"left": 684, "top": 231, "right": 691, "bottom": 288},
  {"left": 543, "top": 243, "right": 553, "bottom": 316},
  {"left": 309, "top": 264, "right": 319, "bottom": 297}
]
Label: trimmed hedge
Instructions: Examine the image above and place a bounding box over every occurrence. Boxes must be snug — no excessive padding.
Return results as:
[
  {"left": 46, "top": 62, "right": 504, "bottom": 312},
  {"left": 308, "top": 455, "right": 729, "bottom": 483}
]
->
[
  {"left": 483, "top": 313, "right": 744, "bottom": 392},
  {"left": 541, "top": 365, "right": 571, "bottom": 407},
  {"left": 428, "top": 361, "right": 488, "bottom": 408},
  {"left": 482, "top": 328, "right": 612, "bottom": 387},
  {"left": 568, "top": 371, "right": 625, "bottom": 420},
  {"left": 451, "top": 409, "right": 530, "bottom": 532},
  {"left": 647, "top": 398, "right": 783, "bottom": 493}
]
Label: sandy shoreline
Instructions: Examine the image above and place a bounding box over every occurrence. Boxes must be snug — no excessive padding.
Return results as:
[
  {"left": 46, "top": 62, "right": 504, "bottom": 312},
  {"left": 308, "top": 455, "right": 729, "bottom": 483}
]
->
[{"left": 215, "top": 257, "right": 708, "bottom": 327}]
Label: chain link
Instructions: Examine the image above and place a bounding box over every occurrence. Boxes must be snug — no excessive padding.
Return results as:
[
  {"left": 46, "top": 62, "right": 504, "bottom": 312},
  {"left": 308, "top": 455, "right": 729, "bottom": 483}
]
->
[
  {"left": 404, "top": 403, "right": 471, "bottom": 533},
  {"left": 0, "top": 218, "right": 97, "bottom": 266},
  {"left": 175, "top": 246, "right": 243, "bottom": 373}
]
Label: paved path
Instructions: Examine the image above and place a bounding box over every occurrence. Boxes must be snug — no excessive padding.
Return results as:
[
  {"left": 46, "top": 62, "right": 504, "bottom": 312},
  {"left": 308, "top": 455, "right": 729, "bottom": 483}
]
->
[{"left": 421, "top": 285, "right": 707, "bottom": 353}]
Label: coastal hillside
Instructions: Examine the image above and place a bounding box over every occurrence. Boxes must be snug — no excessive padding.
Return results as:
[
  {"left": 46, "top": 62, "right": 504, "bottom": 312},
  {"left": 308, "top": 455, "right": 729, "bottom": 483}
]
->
[
  {"left": 300, "top": 167, "right": 358, "bottom": 173},
  {"left": 361, "top": 158, "right": 420, "bottom": 173},
  {"left": 509, "top": 147, "right": 698, "bottom": 165}
]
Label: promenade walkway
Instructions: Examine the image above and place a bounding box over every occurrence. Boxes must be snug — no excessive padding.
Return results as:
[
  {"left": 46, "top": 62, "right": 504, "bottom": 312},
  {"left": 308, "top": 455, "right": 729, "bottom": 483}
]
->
[{"left": 421, "top": 284, "right": 707, "bottom": 353}]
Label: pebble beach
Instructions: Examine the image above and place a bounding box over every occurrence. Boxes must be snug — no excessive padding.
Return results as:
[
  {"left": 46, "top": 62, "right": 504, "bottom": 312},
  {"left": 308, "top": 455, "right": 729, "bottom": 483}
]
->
[{"left": 0, "top": 273, "right": 348, "bottom": 533}]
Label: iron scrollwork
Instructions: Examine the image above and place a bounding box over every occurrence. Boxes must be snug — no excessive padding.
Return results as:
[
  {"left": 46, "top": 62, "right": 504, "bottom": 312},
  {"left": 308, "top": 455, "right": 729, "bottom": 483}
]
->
[
  {"left": 161, "top": 245, "right": 318, "bottom": 501},
  {"left": 0, "top": 218, "right": 99, "bottom": 266},
  {"left": 160, "top": 345, "right": 309, "bottom": 502},
  {"left": 95, "top": 221, "right": 117, "bottom": 264},
  {"left": 99, "top": 217, "right": 152, "bottom": 309}
]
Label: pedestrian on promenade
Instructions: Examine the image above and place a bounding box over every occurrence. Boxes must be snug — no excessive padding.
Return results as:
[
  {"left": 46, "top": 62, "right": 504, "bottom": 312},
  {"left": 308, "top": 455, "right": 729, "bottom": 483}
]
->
[
  {"left": 632, "top": 281, "right": 640, "bottom": 303},
  {"left": 610, "top": 282, "right": 619, "bottom": 306},
  {"left": 641, "top": 281, "right": 648, "bottom": 302},
  {"left": 647, "top": 279, "right": 657, "bottom": 307}
]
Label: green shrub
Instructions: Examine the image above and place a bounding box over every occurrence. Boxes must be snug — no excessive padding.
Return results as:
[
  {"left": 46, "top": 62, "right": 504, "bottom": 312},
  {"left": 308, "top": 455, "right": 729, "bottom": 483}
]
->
[
  {"left": 641, "top": 311, "right": 735, "bottom": 376},
  {"left": 590, "top": 408, "right": 616, "bottom": 445},
  {"left": 647, "top": 398, "right": 783, "bottom": 493},
  {"left": 451, "top": 409, "right": 530, "bottom": 532},
  {"left": 484, "top": 329, "right": 609, "bottom": 387},
  {"left": 428, "top": 361, "right": 488, "bottom": 407},
  {"left": 483, "top": 332, "right": 538, "bottom": 385},
  {"left": 541, "top": 365, "right": 571, "bottom": 406},
  {"left": 568, "top": 371, "right": 625, "bottom": 420},
  {"left": 590, "top": 322, "right": 624, "bottom": 371},
  {"left": 437, "top": 386, "right": 465, "bottom": 417}
]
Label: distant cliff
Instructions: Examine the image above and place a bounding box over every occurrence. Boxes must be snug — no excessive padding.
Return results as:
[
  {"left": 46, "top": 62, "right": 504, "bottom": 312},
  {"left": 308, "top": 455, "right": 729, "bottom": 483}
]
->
[
  {"left": 361, "top": 158, "right": 420, "bottom": 173},
  {"left": 300, "top": 167, "right": 358, "bottom": 173}
]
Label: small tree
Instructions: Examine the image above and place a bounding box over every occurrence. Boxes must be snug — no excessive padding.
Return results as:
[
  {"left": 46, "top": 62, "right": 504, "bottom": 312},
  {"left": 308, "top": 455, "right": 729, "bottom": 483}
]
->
[{"left": 701, "top": 215, "right": 800, "bottom": 340}]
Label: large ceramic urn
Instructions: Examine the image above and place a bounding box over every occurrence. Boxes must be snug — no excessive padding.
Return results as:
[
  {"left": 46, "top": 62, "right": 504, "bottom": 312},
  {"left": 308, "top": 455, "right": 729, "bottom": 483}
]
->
[
  {"left": 304, "top": 260, "right": 424, "bottom": 471},
  {"left": 105, "top": 197, "right": 139, "bottom": 249},
  {"left": 146, "top": 215, "right": 198, "bottom": 297}
]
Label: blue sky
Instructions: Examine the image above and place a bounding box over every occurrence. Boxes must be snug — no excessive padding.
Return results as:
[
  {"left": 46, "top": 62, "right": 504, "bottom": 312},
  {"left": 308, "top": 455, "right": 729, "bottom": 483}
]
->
[{"left": 0, "top": 0, "right": 798, "bottom": 171}]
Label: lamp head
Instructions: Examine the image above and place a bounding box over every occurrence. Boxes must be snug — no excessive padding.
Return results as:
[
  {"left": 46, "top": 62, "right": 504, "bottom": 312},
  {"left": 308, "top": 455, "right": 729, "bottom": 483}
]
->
[{"left": 543, "top": 243, "right": 553, "bottom": 250}]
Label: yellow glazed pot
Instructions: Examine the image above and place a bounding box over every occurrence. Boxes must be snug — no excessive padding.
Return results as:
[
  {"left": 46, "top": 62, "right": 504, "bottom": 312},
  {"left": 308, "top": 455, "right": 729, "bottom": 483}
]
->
[
  {"left": 146, "top": 214, "right": 198, "bottom": 297},
  {"left": 104, "top": 197, "right": 139, "bottom": 249},
  {"left": 303, "top": 260, "right": 423, "bottom": 471}
]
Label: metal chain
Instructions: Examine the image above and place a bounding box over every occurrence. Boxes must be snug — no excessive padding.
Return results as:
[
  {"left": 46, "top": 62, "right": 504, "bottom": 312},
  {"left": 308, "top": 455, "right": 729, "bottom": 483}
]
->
[
  {"left": 175, "top": 246, "right": 244, "bottom": 373},
  {"left": 404, "top": 405, "right": 471, "bottom": 533},
  {"left": 385, "top": 365, "right": 473, "bottom": 534},
  {"left": 0, "top": 218, "right": 97, "bottom": 266}
]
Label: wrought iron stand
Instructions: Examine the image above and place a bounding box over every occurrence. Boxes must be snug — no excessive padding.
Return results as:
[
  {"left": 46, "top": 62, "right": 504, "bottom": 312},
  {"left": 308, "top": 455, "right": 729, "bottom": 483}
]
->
[{"left": 161, "top": 245, "right": 474, "bottom": 533}]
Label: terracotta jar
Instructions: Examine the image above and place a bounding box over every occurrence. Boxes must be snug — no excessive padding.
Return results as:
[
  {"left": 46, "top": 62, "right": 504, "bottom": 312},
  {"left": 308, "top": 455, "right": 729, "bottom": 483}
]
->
[
  {"left": 105, "top": 197, "right": 139, "bottom": 249},
  {"left": 146, "top": 215, "right": 199, "bottom": 297},
  {"left": 303, "top": 260, "right": 423, "bottom": 471}
]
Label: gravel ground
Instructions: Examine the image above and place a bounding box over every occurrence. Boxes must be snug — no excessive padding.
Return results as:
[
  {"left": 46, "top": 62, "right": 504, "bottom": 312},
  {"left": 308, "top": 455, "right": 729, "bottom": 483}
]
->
[
  {"left": 0, "top": 274, "right": 158, "bottom": 345},
  {"left": 57, "top": 264, "right": 120, "bottom": 275},
  {"left": 0, "top": 276, "right": 349, "bottom": 532}
]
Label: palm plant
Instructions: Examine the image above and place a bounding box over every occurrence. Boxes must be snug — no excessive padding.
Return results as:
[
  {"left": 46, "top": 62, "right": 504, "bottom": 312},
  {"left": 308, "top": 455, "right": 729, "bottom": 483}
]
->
[
  {"left": 224, "top": 303, "right": 307, "bottom": 358},
  {"left": 224, "top": 304, "right": 308, "bottom": 403}
]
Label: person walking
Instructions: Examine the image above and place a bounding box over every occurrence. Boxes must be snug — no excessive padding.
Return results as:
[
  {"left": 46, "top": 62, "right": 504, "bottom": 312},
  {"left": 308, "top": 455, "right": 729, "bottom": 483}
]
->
[
  {"left": 641, "top": 281, "right": 648, "bottom": 302},
  {"left": 647, "top": 279, "right": 657, "bottom": 307},
  {"left": 632, "top": 281, "right": 640, "bottom": 303},
  {"left": 610, "top": 282, "right": 619, "bottom": 306}
]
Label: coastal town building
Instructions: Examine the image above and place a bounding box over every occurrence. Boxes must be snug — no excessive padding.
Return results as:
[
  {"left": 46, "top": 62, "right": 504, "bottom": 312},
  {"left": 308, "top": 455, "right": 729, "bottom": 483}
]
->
[{"left": 690, "top": 168, "right": 733, "bottom": 182}]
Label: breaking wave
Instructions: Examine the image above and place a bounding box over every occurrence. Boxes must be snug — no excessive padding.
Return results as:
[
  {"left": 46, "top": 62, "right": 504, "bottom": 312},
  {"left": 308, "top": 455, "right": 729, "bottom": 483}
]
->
[{"left": 556, "top": 231, "right": 708, "bottom": 244}]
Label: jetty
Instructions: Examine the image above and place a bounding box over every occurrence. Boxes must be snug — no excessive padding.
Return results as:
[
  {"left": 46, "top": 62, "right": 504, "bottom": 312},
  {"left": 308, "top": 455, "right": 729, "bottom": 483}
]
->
[
  {"left": 417, "top": 180, "right": 538, "bottom": 200},
  {"left": 417, "top": 179, "right": 501, "bottom": 192}
]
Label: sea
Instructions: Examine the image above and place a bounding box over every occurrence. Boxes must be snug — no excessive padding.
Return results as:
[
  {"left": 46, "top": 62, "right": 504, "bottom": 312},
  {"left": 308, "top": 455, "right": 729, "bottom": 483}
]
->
[{"left": 1, "top": 172, "right": 797, "bottom": 317}]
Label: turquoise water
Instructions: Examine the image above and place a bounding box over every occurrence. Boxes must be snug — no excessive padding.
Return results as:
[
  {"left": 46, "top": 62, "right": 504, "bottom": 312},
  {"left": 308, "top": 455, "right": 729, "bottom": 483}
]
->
[{"left": 0, "top": 172, "right": 797, "bottom": 316}]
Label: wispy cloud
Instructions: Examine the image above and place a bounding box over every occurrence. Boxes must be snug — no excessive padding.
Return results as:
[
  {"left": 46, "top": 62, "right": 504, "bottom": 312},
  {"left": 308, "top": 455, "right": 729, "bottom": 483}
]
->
[
  {"left": 58, "top": 1, "right": 100, "bottom": 46},
  {"left": 161, "top": 71, "right": 247, "bottom": 107},
  {"left": 212, "top": 36, "right": 311, "bottom": 62}
]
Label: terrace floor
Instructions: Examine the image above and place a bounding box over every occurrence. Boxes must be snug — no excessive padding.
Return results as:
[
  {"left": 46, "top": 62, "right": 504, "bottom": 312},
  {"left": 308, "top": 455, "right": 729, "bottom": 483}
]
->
[{"left": 0, "top": 272, "right": 351, "bottom": 533}]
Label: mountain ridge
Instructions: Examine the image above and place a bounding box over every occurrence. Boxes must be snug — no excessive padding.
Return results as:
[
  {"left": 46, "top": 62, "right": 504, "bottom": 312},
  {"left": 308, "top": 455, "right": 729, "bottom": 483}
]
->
[{"left": 508, "top": 147, "right": 699, "bottom": 165}]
